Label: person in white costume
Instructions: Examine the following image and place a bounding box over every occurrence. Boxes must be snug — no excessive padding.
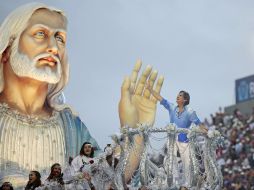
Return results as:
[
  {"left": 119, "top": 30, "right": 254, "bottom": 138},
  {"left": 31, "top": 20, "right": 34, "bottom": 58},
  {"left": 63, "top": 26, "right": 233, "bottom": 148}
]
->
[{"left": 71, "top": 142, "right": 96, "bottom": 189}]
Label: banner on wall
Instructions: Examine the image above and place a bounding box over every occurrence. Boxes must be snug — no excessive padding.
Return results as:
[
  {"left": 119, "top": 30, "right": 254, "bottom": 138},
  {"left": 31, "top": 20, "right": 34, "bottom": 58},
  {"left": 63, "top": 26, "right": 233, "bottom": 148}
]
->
[{"left": 235, "top": 75, "right": 254, "bottom": 103}]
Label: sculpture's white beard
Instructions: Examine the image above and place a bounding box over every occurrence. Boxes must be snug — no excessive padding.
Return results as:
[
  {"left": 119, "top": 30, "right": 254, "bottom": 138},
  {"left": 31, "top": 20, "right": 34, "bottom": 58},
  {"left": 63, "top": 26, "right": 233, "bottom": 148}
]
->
[{"left": 9, "top": 41, "right": 62, "bottom": 84}]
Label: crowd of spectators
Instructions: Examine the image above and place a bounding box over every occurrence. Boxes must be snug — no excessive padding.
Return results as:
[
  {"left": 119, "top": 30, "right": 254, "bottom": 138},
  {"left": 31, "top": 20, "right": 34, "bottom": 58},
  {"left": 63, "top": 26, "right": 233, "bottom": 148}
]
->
[{"left": 207, "top": 107, "right": 254, "bottom": 190}]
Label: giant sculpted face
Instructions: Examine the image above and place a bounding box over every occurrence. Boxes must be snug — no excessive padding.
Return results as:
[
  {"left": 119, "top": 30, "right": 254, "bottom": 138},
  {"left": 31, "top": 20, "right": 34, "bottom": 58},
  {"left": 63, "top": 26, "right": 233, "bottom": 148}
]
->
[
  {"left": 0, "top": 5, "right": 71, "bottom": 187},
  {"left": 9, "top": 8, "right": 66, "bottom": 84}
]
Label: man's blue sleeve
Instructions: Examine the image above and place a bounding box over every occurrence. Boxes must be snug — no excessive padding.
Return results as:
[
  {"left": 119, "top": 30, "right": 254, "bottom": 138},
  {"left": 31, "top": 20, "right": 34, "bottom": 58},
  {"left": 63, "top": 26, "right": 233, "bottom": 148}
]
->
[
  {"left": 190, "top": 111, "right": 201, "bottom": 125},
  {"left": 160, "top": 98, "right": 173, "bottom": 112}
]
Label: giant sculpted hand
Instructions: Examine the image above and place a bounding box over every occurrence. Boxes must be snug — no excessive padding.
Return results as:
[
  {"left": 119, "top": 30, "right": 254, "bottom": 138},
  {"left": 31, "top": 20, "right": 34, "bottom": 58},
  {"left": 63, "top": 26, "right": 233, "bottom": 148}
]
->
[{"left": 119, "top": 60, "right": 164, "bottom": 128}]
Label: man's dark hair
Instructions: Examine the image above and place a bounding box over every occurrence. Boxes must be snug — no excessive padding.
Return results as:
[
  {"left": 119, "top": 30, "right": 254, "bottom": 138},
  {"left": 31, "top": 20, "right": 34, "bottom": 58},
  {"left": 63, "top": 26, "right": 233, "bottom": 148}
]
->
[
  {"left": 25, "top": 171, "right": 42, "bottom": 190},
  {"left": 80, "top": 142, "right": 94, "bottom": 158},
  {"left": 179, "top": 90, "right": 190, "bottom": 106}
]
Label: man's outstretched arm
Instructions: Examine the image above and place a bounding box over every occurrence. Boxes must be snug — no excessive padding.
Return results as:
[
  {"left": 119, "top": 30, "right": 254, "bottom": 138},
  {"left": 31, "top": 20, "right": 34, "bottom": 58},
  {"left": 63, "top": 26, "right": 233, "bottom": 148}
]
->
[{"left": 145, "top": 81, "right": 163, "bottom": 102}]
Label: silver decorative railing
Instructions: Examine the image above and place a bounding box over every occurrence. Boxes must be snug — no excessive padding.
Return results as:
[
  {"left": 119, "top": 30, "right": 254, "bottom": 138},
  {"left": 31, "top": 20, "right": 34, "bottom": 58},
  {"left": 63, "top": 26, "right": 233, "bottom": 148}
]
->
[{"left": 111, "top": 124, "right": 224, "bottom": 190}]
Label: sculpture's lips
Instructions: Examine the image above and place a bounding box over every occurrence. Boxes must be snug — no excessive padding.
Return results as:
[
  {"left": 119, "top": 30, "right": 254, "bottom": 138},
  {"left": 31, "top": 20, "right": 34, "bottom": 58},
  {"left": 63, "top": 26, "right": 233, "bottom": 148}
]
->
[{"left": 38, "top": 56, "right": 57, "bottom": 67}]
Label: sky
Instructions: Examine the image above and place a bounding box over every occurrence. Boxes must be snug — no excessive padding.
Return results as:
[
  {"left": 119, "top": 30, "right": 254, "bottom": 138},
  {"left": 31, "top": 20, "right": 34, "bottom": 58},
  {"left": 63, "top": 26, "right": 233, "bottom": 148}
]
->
[{"left": 1, "top": 0, "right": 254, "bottom": 148}]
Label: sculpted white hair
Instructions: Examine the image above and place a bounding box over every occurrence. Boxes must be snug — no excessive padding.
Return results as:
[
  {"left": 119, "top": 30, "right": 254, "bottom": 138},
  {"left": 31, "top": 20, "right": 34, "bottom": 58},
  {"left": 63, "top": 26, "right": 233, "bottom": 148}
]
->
[{"left": 0, "top": 3, "right": 70, "bottom": 111}]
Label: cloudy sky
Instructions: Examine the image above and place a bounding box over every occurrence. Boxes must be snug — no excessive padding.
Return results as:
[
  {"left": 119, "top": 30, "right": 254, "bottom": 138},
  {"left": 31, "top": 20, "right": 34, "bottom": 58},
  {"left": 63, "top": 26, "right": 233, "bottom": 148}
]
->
[{"left": 1, "top": 0, "right": 254, "bottom": 148}]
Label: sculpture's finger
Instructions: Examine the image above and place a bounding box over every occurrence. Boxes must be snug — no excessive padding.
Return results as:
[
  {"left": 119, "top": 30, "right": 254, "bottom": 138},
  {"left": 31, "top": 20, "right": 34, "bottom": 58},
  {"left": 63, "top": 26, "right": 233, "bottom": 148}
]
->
[
  {"left": 121, "top": 76, "right": 131, "bottom": 102},
  {"left": 134, "top": 65, "right": 152, "bottom": 95},
  {"left": 151, "top": 75, "right": 164, "bottom": 103},
  {"left": 143, "top": 70, "right": 158, "bottom": 99},
  {"left": 130, "top": 59, "right": 142, "bottom": 94}
]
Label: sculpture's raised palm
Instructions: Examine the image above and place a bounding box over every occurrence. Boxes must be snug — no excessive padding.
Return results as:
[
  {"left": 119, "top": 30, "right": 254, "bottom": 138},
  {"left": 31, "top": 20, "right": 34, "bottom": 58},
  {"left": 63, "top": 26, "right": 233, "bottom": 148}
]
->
[{"left": 119, "top": 60, "right": 164, "bottom": 128}]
